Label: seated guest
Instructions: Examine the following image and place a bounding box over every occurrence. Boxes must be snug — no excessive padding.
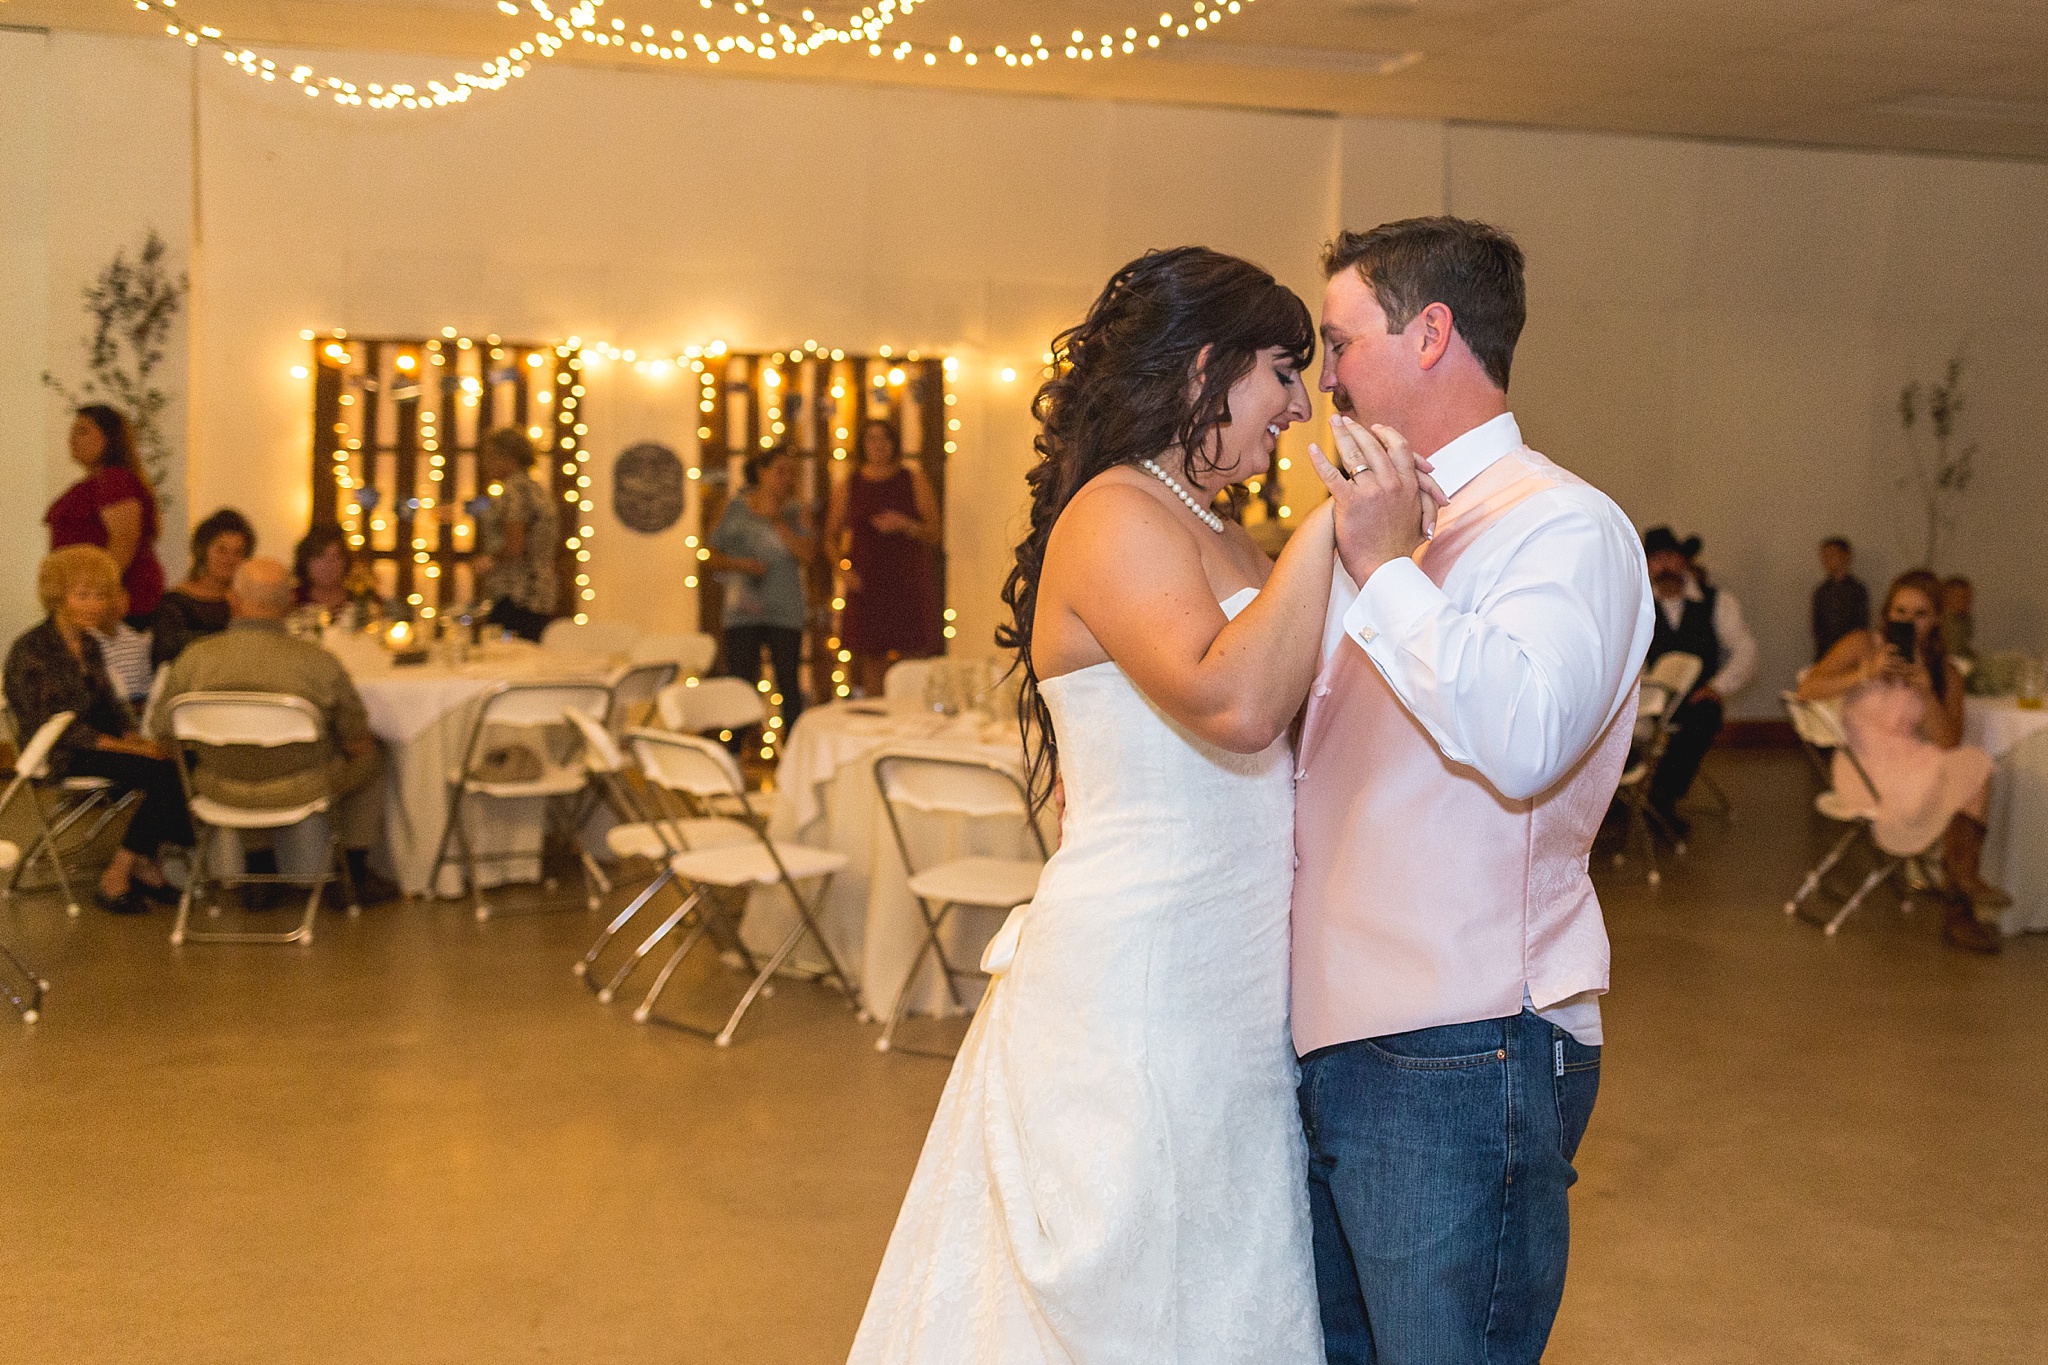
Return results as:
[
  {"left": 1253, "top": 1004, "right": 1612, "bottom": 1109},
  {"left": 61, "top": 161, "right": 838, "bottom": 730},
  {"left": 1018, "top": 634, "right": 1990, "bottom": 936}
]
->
[
  {"left": 4, "top": 546, "right": 193, "bottom": 913},
  {"left": 151, "top": 508, "right": 254, "bottom": 668},
  {"left": 151, "top": 558, "right": 396, "bottom": 904},
  {"left": 1812, "top": 535, "right": 1869, "bottom": 662},
  {"left": 293, "top": 523, "right": 362, "bottom": 615},
  {"left": 1800, "top": 570, "right": 2003, "bottom": 953},
  {"left": 1642, "top": 525, "right": 1757, "bottom": 836},
  {"left": 90, "top": 587, "right": 156, "bottom": 708},
  {"left": 1941, "top": 575, "right": 1976, "bottom": 662},
  {"left": 473, "top": 427, "right": 557, "bottom": 642}
]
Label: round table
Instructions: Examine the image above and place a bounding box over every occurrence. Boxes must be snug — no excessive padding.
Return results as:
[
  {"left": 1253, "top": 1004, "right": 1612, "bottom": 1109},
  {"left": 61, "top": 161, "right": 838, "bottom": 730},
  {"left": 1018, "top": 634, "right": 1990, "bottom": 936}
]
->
[
  {"left": 331, "top": 633, "right": 611, "bottom": 896},
  {"left": 1964, "top": 697, "right": 2048, "bottom": 935},
  {"left": 744, "top": 699, "right": 1050, "bottom": 1018}
]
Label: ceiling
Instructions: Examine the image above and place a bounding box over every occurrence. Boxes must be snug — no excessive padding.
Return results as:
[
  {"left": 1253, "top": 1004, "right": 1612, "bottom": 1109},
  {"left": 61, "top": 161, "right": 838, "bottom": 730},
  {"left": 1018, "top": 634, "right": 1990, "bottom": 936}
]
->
[{"left": 10, "top": 0, "right": 2048, "bottom": 160}]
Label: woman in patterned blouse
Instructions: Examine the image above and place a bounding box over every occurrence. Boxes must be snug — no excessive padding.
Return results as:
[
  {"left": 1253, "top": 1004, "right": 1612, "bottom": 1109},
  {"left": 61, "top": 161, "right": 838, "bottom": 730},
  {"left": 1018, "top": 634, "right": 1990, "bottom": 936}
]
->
[
  {"left": 474, "top": 427, "right": 558, "bottom": 642},
  {"left": 4, "top": 547, "right": 194, "bottom": 913}
]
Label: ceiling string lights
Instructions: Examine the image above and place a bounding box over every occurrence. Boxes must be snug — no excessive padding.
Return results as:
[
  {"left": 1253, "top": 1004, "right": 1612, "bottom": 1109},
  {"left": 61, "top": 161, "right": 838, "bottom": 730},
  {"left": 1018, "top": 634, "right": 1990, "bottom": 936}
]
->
[{"left": 140, "top": 0, "right": 1262, "bottom": 111}]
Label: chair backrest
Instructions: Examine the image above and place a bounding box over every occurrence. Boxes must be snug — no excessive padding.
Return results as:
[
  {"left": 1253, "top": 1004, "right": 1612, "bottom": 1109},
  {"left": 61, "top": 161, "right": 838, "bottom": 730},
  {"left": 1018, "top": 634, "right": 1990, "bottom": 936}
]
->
[
  {"left": 1783, "top": 692, "right": 1882, "bottom": 805},
  {"left": 564, "top": 706, "right": 628, "bottom": 775},
  {"left": 477, "top": 680, "right": 612, "bottom": 729},
  {"left": 872, "top": 750, "right": 1047, "bottom": 864},
  {"left": 627, "top": 727, "right": 747, "bottom": 801},
  {"left": 9, "top": 710, "right": 77, "bottom": 780},
  {"left": 1626, "top": 680, "right": 1678, "bottom": 767},
  {"left": 139, "top": 664, "right": 171, "bottom": 737},
  {"left": 606, "top": 661, "right": 679, "bottom": 735},
  {"left": 540, "top": 618, "right": 641, "bottom": 657},
  {"left": 656, "top": 676, "right": 767, "bottom": 734},
  {"left": 168, "top": 692, "right": 324, "bottom": 747},
  {"left": 883, "top": 658, "right": 941, "bottom": 704},
  {"left": 630, "top": 631, "right": 718, "bottom": 678},
  {"left": 1646, "top": 651, "right": 1704, "bottom": 699}
]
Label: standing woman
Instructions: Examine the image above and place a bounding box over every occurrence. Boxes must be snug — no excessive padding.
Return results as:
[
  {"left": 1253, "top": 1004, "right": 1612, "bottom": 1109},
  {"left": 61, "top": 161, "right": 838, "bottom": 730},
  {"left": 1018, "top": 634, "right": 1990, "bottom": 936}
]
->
[
  {"left": 151, "top": 509, "right": 254, "bottom": 668},
  {"left": 704, "top": 448, "right": 813, "bottom": 737},
  {"left": 4, "top": 547, "right": 194, "bottom": 913},
  {"left": 473, "top": 427, "right": 558, "bottom": 642},
  {"left": 45, "top": 404, "right": 166, "bottom": 628},
  {"left": 827, "top": 419, "right": 941, "bottom": 697}
]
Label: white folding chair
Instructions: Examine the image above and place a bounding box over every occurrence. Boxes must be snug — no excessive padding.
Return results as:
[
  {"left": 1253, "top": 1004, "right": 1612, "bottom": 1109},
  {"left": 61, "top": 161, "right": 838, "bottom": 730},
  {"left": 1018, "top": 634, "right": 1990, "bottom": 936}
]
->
[
  {"left": 604, "top": 660, "right": 678, "bottom": 740},
  {"left": 165, "top": 692, "right": 359, "bottom": 947},
  {"left": 1611, "top": 678, "right": 1684, "bottom": 883},
  {"left": 425, "top": 680, "right": 613, "bottom": 921},
  {"left": 1645, "top": 650, "right": 1733, "bottom": 819},
  {"left": 630, "top": 632, "right": 718, "bottom": 679},
  {"left": 870, "top": 751, "right": 1047, "bottom": 1057},
  {"left": 0, "top": 708, "right": 135, "bottom": 918},
  {"left": 540, "top": 618, "right": 640, "bottom": 657},
  {"left": 560, "top": 709, "right": 753, "bottom": 993},
  {"left": 612, "top": 728, "right": 854, "bottom": 1045},
  {"left": 654, "top": 676, "right": 774, "bottom": 819},
  {"left": 882, "top": 659, "right": 941, "bottom": 705},
  {"left": 1781, "top": 695, "right": 1942, "bottom": 936}
]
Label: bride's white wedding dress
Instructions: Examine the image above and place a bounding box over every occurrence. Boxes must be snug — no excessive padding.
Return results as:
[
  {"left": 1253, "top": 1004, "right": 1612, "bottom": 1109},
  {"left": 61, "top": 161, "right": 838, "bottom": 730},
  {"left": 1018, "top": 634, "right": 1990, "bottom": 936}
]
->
[{"left": 849, "top": 589, "right": 1322, "bottom": 1364}]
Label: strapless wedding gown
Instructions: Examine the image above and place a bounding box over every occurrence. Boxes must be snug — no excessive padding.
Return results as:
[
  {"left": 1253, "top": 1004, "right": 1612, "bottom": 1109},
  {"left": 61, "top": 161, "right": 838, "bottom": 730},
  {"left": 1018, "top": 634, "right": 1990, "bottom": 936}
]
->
[{"left": 848, "top": 590, "right": 1321, "bottom": 1364}]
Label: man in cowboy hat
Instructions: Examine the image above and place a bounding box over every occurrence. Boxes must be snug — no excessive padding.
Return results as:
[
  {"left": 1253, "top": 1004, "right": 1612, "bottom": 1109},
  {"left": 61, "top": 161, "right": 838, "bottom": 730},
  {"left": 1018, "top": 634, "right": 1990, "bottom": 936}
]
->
[{"left": 1642, "top": 525, "right": 1756, "bottom": 838}]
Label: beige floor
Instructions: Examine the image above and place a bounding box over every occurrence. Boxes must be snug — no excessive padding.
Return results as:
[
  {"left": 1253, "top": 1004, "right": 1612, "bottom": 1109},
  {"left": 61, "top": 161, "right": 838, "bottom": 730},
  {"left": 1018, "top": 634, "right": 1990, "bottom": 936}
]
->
[{"left": 0, "top": 752, "right": 2040, "bottom": 1363}]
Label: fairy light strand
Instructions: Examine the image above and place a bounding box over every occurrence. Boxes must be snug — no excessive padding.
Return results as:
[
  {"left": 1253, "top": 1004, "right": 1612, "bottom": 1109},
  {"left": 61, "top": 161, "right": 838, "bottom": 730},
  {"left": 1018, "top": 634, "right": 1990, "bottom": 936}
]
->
[{"left": 142, "top": 0, "right": 1263, "bottom": 111}]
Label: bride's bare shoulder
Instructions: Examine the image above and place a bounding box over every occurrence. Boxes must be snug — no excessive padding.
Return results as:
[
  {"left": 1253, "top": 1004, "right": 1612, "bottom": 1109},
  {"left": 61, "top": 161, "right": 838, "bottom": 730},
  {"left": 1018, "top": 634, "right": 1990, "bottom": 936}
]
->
[{"left": 1052, "top": 466, "right": 1181, "bottom": 548}]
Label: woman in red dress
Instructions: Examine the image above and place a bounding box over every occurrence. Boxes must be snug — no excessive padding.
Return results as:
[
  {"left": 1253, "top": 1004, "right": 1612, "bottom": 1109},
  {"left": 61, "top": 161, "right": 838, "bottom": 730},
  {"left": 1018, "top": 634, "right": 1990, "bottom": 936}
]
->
[
  {"left": 827, "top": 419, "right": 942, "bottom": 697},
  {"left": 44, "top": 405, "right": 166, "bottom": 628}
]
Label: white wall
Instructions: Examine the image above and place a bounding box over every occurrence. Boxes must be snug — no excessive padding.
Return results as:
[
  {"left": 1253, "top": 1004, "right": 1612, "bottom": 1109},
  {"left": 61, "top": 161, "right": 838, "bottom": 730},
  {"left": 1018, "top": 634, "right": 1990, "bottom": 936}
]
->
[{"left": 4, "top": 36, "right": 2044, "bottom": 717}]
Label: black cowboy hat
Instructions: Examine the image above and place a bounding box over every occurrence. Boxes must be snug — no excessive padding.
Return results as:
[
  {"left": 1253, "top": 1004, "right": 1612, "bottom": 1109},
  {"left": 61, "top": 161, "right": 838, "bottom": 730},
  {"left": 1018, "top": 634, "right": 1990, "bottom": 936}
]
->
[{"left": 1642, "top": 525, "right": 1703, "bottom": 559}]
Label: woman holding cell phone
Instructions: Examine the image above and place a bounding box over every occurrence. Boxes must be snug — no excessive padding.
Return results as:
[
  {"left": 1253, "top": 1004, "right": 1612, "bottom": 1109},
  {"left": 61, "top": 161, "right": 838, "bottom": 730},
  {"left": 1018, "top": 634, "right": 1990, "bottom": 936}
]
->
[{"left": 1801, "top": 568, "right": 2005, "bottom": 952}]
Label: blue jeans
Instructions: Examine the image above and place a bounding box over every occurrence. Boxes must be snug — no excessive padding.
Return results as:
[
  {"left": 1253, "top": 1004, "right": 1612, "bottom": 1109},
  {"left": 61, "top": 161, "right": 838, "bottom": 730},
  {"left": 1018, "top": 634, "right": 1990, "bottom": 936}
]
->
[{"left": 1297, "top": 1009, "right": 1601, "bottom": 1365}]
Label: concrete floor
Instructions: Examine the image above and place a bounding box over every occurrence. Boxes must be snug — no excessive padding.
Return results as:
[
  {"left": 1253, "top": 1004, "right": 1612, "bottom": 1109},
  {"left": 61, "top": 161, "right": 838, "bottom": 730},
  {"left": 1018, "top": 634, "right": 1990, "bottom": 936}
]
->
[{"left": 0, "top": 751, "right": 2041, "bottom": 1363}]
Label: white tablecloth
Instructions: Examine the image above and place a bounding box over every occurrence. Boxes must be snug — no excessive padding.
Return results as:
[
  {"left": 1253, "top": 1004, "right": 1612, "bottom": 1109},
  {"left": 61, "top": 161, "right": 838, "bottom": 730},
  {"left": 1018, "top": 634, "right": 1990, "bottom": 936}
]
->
[
  {"left": 745, "top": 700, "right": 1049, "bottom": 1017},
  {"left": 1966, "top": 697, "right": 2048, "bottom": 935},
  {"left": 335, "top": 635, "right": 611, "bottom": 896}
]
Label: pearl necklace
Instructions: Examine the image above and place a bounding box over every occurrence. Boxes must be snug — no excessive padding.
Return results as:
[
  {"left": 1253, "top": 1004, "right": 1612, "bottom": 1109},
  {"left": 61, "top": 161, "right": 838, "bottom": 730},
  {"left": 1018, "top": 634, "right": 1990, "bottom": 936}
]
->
[{"left": 1138, "top": 459, "right": 1224, "bottom": 533}]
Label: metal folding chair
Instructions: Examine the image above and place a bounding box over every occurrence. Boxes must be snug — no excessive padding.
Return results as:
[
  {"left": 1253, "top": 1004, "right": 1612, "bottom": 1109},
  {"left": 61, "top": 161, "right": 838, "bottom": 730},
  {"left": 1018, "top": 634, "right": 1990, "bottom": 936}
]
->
[
  {"left": 614, "top": 728, "right": 854, "bottom": 1045},
  {"left": 0, "top": 836, "right": 45, "bottom": 1023},
  {"left": 655, "top": 677, "right": 773, "bottom": 819},
  {"left": 1780, "top": 695, "right": 1942, "bottom": 936},
  {"left": 1611, "top": 678, "right": 1684, "bottom": 884},
  {"left": 559, "top": 710, "right": 753, "bottom": 995},
  {"left": 870, "top": 751, "right": 1046, "bottom": 1057},
  {"left": 424, "top": 680, "right": 613, "bottom": 921},
  {"left": 1, "top": 704, "right": 139, "bottom": 917},
  {"left": 165, "top": 691, "right": 360, "bottom": 947}
]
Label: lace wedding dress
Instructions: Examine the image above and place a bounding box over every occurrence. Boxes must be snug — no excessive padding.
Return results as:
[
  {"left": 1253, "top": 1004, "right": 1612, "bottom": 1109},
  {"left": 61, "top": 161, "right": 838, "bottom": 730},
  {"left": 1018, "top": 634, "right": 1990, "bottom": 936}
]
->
[{"left": 849, "top": 590, "right": 1322, "bottom": 1364}]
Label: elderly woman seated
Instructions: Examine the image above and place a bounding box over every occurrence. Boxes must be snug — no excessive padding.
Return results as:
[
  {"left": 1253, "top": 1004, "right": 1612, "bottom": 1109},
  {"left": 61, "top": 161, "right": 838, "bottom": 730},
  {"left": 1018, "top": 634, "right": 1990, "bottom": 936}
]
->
[{"left": 3, "top": 546, "right": 194, "bottom": 913}]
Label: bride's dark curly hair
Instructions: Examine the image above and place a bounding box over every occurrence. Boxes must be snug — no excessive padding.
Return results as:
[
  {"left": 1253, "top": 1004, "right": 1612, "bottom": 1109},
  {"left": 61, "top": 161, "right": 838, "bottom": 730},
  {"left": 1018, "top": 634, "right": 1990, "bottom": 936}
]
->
[{"left": 997, "top": 246, "right": 1314, "bottom": 811}]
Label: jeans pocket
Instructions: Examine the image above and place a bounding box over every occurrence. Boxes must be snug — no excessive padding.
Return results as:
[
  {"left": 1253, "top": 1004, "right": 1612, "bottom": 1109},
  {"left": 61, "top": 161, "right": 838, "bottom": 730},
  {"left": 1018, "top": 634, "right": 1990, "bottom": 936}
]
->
[
  {"left": 1552, "top": 1033, "right": 1601, "bottom": 1163},
  {"left": 1360, "top": 1017, "right": 1508, "bottom": 1071}
]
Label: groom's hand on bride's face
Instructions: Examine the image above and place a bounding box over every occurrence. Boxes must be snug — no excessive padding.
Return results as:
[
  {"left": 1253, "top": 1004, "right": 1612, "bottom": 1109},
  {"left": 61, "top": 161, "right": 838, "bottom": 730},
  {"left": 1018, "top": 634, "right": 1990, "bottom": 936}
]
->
[{"left": 1309, "top": 415, "right": 1447, "bottom": 584}]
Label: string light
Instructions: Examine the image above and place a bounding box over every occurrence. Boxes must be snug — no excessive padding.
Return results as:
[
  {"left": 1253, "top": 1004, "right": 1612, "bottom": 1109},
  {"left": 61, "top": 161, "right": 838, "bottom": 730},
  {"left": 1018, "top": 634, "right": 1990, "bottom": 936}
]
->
[{"left": 141, "top": 0, "right": 1263, "bottom": 112}]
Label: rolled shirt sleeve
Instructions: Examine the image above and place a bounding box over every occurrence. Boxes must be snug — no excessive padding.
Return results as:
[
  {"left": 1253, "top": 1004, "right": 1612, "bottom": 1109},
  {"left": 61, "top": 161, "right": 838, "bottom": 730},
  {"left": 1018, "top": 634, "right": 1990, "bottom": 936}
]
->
[
  {"left": 1707, "top": 588, "right": 1758, "bottom": 698},
  {"left": 1342, "top": 499, "right": 1653, "bottom": 802}
]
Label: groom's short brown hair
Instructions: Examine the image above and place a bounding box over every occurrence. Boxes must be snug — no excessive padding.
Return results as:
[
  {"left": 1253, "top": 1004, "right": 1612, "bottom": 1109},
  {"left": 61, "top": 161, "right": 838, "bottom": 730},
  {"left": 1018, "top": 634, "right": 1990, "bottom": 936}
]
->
[{"left": 1322, "top": 217, "right": 1526, "bottom": 392}]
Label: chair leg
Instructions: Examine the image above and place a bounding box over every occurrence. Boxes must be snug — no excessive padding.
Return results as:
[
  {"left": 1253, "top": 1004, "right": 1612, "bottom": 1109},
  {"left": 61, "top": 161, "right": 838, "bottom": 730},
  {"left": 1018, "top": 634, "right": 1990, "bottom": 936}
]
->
[
  {"left": 1787, "top": 826, "right": 1863, "bottom": 916},
  {"left": 294, "top": 873, "right": 323, "bottom": 945},
  {"left": 450, "top": 798, "right": 491, "bottom": 922},
  {"left": 577, "top": 866, "right": 675, "bottom": 983},
  {"left": 336, "top": 842, "right": 362, "bottom": 918},
  {"left": 22, "top": 789, "right": 86, "bottom": 918},
  {"left": 0, "top": 935, "right": 47, "bottom": 1023},
  {"left": 876, "top": 922, "right": 947, "bottom": 1054},
  {"left": 424, "top": 784, "right": 463, "bottom": 902},
  {"left": 171, "top": 827, "right": 215, "bottom": 947},
  {"left": 1825, "top": 858, "right": 1897, "bottom": 937},
  {"left": 629, "top": 920, "right": 715, "bottom": 1024},
  {"left": 599, "top": 888, "right": 703, "bottom": 1003},
  {"left": 703, "top": 919, "right": 810, "bottom": 1047},
  {"left": 781, "top": 873, "right": 856, "bottom": 1002}
]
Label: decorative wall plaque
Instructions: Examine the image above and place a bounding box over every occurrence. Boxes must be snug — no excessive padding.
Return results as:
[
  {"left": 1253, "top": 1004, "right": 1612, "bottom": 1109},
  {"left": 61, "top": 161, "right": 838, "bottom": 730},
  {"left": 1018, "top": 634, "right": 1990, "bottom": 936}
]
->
[{"left": 613, "top": 441, "right": 685, "bottom": 534}]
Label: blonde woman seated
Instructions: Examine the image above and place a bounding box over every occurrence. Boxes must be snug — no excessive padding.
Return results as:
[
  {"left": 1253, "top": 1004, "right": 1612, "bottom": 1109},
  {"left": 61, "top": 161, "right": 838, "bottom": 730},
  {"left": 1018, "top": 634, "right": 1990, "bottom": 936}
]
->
[{"left": 1800, "top": 568, "right": 2004, "bottom": 953}]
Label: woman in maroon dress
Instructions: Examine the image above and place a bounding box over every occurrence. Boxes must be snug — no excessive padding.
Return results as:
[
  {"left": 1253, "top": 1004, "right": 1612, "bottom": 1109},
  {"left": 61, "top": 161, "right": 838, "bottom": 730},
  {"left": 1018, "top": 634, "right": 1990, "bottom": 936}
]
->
[
  {"left": 827, "top": 419, "right": 941, "bottom": 696},
  {"left": 44, "top": 405, "right": 166, "bottom": 627}
]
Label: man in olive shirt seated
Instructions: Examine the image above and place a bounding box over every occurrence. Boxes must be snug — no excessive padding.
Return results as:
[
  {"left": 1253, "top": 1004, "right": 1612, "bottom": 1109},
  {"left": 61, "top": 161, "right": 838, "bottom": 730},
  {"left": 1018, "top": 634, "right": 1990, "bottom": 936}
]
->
[{"left": 152, "top": 558, "right": 397, "bottom": 903}]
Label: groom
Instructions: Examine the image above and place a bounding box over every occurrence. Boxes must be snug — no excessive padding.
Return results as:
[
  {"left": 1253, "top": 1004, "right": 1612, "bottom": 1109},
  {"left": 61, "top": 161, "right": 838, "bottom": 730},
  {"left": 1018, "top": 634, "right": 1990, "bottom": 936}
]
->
[{"left": 1292, "top": 218, "right": 1653, "bottom": 1363}]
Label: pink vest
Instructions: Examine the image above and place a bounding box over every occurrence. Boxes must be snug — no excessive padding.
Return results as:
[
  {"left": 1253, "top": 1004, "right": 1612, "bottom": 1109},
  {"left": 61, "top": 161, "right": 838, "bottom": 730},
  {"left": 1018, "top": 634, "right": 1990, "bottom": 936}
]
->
[{"left": 1291, "top": 449, "right": 1637, "bottom": 1054}]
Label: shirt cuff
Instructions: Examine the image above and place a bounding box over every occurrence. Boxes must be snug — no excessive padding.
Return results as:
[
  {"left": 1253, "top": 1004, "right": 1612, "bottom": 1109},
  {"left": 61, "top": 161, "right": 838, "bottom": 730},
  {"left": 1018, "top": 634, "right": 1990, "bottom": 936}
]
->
[{"left": 1342, "top": 556, "right": 1440, "bottom": 655}]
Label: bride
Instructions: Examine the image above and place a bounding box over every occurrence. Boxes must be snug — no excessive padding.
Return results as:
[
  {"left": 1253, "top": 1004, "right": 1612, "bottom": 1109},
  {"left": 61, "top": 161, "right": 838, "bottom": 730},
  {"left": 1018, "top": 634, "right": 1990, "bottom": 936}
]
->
[{"left": 849, "top": 247, "right": 1398, "bottom": 1363}]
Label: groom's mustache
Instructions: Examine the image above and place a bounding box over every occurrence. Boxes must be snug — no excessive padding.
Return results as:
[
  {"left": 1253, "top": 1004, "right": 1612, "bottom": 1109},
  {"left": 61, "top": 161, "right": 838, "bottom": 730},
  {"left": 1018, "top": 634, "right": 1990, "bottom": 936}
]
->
[{"left": 1331, "top": 387, "right": 1355, "bottom": 416}]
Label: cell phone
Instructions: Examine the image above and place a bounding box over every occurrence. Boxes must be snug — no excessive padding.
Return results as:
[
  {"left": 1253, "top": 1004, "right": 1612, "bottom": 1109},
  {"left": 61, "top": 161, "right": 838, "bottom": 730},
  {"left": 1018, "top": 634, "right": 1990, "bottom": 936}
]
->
[{"left": 1883, "top": 619, "right": 1917, "bottom": 658}]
